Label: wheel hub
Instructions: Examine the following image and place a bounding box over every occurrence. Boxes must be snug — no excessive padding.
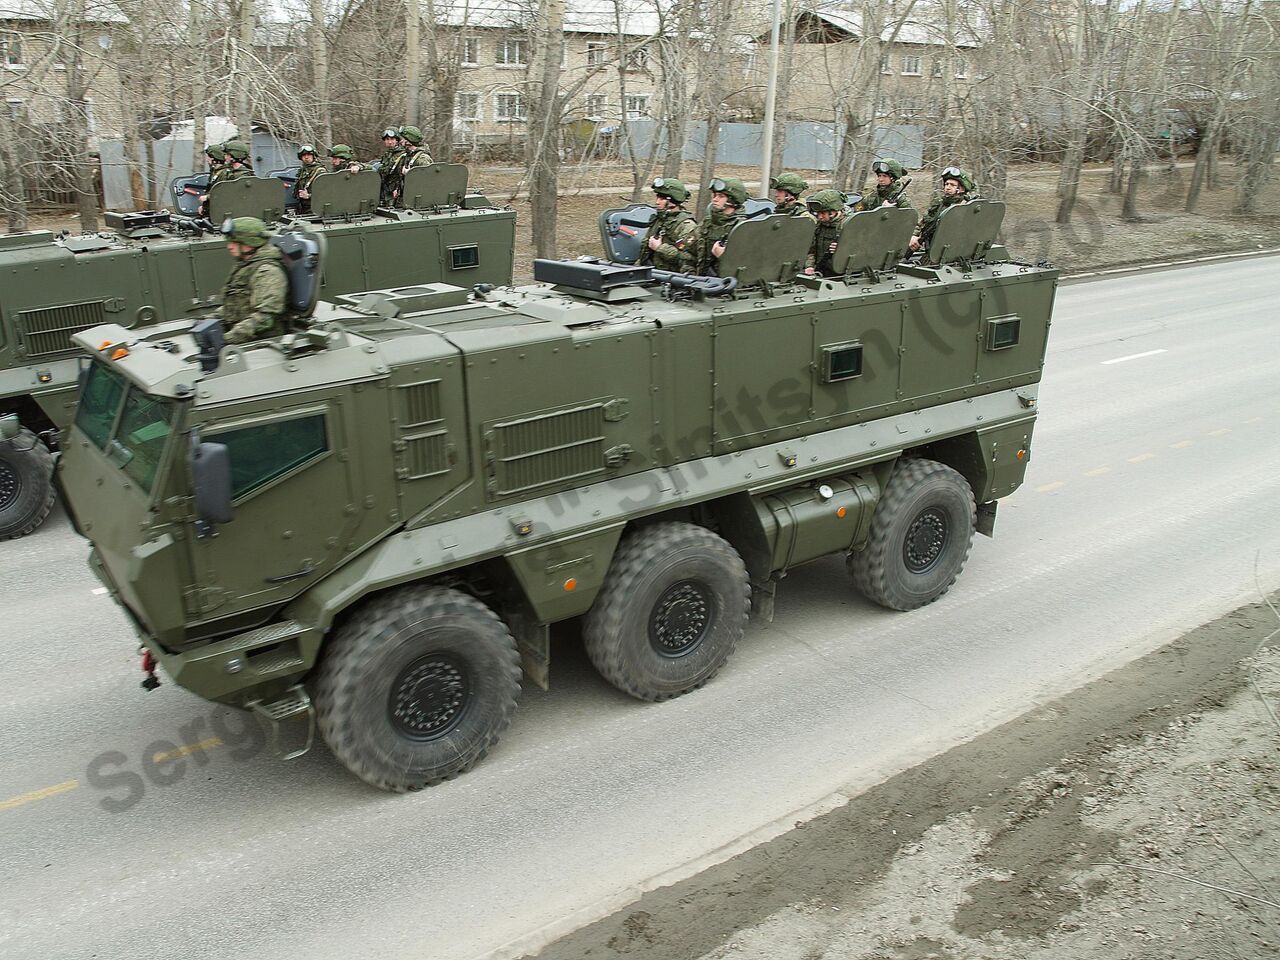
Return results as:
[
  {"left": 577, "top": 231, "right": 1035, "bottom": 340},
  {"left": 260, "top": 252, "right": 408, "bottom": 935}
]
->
[
  {"left": 649, "top": 579, "right": 713, "bottom": 658},
  {"left": 903, "top": 507, "right": 949, "bottom": 573},
  {"left": 388, "top": 653, "right": 470, "bottom": 741},
  {"left": 0, "top": 457, "right": 19, "bottom": 513}
]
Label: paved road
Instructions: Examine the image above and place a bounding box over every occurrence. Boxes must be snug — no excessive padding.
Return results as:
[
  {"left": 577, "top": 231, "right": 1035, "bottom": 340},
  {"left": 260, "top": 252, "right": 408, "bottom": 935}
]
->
[{"left": 2, "top": 257, "right": 1279, "bottom": 960}]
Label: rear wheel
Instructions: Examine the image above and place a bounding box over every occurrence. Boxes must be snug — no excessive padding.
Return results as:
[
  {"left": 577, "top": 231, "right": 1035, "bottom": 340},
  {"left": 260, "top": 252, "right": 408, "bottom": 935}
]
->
[
  {"left": 312, "top": 585, "right": 521, "bottom": 792},
  {"left": 849, "top": 458, "right": 975, "bottom": 611},
  {"left": 584, "top": 522, "right": 750, "bottom": 701},
  {"left": 0, "top": 428, "right": 55, "bottom": 540}
]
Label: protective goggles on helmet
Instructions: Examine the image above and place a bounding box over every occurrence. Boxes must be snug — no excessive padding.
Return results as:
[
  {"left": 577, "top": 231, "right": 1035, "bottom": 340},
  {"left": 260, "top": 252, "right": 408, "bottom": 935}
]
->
[
  {"left": 708, "top": 178, "right": 728, "bottom": 193},
  {"left": 872, "top": 161, "right": 894, "bottom": 175},
  {"left": 381, "top": 128, "right": 398, "bottom": 139},
  {"left": 218, "top": 217, "right": 235, "bottom": 238},
  {"left": 941, "top": 166, "right": 964, "bottom": 179},
  {"left": 652, "top": 177, "right": 670, "bottom": 188}
]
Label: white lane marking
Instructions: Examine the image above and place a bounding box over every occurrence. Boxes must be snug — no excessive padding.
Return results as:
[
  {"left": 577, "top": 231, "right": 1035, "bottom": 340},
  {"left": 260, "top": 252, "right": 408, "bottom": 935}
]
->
[
  {"left": 1101, "top": 349, "right": 1167, "bottom": 365},
  {"left": 91, "top": 587, "right": 108, "bottom": 596}
]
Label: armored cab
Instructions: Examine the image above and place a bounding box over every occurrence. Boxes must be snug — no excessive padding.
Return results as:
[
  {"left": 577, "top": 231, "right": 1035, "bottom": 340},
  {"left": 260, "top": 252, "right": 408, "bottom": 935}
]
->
[
  {"left": 0, "top": 164, "right": 514, "bottom": 540},
  {"left": 56, "top": 207, "right": 1055, "bottom": 793}
]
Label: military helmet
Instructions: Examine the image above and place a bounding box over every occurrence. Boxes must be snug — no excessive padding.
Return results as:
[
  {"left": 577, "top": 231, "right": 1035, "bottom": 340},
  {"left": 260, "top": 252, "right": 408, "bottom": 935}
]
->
[
  {"left": 223, "top": 141, "right": 250, "bottom": 162},
  {"left": 399, "top": 125, "right": 424, "bottom": 146},
  {"left": 940, "top": 165, "right": 976, "bottom": 193},
  {"left": 380, "top": 127, "right": 400, "bottom": 140},
  {"left": 708, "top": 176, "right": 748, "bottom": 208},
  {"left": 650, "top": 176, "right": 689, "bottom": 203},
  {"left": 770, "top": 173, "right": 808, "bottom": 197},
  {"left": 297, "top": 144, "right": 317, "bottom": 160},
  {"left": 219, "top": 216, "right": 271, "bottom": 248},
  {"left": 871, "top": 159, "right": 906, "bottom": 180},
  {"left": 806, "top": 189, "right": 846, "bottom": 214},
  {"left": 329, "top": 144, "right": 355, "bottom": 160},
  {"left": 205, "top": 143, "right": 223, "bottom": 161}
]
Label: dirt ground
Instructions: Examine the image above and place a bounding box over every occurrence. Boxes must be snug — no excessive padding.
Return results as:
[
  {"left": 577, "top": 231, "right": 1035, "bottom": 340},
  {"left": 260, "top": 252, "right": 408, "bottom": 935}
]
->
[{"left": 529, "top": 593, "right": 1280, "bottom": 960}]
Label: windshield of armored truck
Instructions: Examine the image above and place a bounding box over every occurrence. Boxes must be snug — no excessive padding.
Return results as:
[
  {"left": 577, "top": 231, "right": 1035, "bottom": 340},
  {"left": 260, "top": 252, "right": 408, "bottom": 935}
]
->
[{"left": 75, "top": 361, "right": 176, "bottom": 495}]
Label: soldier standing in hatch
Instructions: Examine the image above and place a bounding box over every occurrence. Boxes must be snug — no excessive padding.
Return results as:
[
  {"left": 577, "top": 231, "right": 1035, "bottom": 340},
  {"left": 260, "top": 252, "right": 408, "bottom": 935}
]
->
[
  {"left": 805, "top": 189, "right": 848, "bottom": 277},
  {"left": 328, "top": 144, "right": 364, "bottom": 174},
  {"left": 910, "top": 166, "right": 979, "bottom": 254},
  {"left": 853, "top": 159, "right": 914, "bottom": 213},
  {"left": 770, "top": 173, "right": 815, "bottom": 221},
  {"left": 216, "top": 217, "right": 289, "bottom": 345},
  {"left": 221, "top": 141, "right": 255, "bottom": 181},
  {"left": 640, "top": 177, "right": 697, "bottom": 273},
  {"left": 390, "top": 125, "right": 433, "bottom": 206},
  {"left": 197, "top": 143, "right": 226, "bottom": 217},
  {"left": 376, "top": 127, "right": 404, "bottom": 206},
  {"left": 688, "top": 176, "right": 748, "bottom": 276},
  {"left": 292, "top": 144, "right": 323, "bottom": 214}
]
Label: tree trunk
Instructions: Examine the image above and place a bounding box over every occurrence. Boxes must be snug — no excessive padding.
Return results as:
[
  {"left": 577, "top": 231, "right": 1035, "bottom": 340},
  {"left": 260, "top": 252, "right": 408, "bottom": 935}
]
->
[
  {"left": 405, "top": 0, "right": 421, "bottom": 126},
  {"left": 310, "top": 0, "right": 331, "bottom": 144},
  {"left": 527, "top": 0, "right": 565, "bottom": 259},
  {"left": 234, "top": 0, "right": 254, "bottom": 140},
  {"left": 0, "top": 113, "right": 30, "bottom": 232},
  {"left": 1184, "top": 118, "right": 1218, "bottom": 211},
  {"left": 696, "top": 111, "right": 720, "bottom": 222},
  {"left": 1121, "top": 149, "right": 1143, "bottom": 220},
  {"left": 189, "top": 0, "right": 207, "bottom": 165}
]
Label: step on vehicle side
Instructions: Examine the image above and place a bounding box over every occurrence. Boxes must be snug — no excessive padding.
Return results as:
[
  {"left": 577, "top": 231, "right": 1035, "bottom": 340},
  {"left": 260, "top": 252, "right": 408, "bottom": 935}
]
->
[
  {"left": 0, "top": 164, "right": 514, "bottom": 540},
  {"left": 57, "top": 201, "right": 1055, "bottom": 792}
]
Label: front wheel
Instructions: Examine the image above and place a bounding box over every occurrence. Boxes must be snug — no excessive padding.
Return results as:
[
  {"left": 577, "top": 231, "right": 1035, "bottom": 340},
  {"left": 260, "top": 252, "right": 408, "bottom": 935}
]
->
[
  {"left": 848, "top": 458, "right": 976, "bottom": 611},
  {"left": 0, "top": 428, "right": 55, "bottom": 540},
  {"left": 584, "top": 522, "right": 750, "bottom": 701},
  {"left": 312, "top": 585, "right": 521, "bottom": 792}
]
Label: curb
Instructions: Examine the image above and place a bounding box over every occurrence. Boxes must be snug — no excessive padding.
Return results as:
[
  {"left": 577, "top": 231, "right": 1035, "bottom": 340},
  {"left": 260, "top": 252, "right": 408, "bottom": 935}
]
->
[{"left": 1060, "top": 246, "right": 1280, "bottom": 284}]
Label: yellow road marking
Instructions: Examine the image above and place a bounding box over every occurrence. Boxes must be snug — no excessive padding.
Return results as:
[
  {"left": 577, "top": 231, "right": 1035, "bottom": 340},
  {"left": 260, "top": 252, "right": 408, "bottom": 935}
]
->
[
  {"left": 0, "top": 780, "right": 79, "bottom": 812},
  {"left": 1084, "top": 466, "right": 1112, "bottom": 477},
  {"left": 152, "top": 737, "right": 224, "bottom": 764},
  {"left": 1170, "top": 440, "right": 1194, "bottom": 449},
  {"left": 1245, "top": 417, "right": 1263, "bottom": 424},
  {"left": 1036, "top": 481, "right": 1066, "bottom": 493},
  {"left": 1128, "top": 453, "right": 1155, "bottom": 464},
  {"left": 1208, "top": 428, "right": 1231, "bottom": 437}
]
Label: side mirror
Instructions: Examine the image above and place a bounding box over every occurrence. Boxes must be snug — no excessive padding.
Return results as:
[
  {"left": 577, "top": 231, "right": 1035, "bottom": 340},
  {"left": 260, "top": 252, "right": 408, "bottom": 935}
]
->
[
  {"left": 0, "top": 413, "right": 18, "bottom": 441},
  {"left": 191, "top": 317, "right": 225, "bottom": 373},
  {"left": 191, "top": 437, "right": 234, "bottom": 525}
]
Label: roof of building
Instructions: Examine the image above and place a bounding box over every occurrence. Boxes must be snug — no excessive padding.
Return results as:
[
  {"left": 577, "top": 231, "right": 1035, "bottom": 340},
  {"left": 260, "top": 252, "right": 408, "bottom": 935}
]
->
[
  {"left": 0, "top": 0, "right": 128, "bottom": 23},
  {"left": 759, "top": 4, "right": 983, "bottom": 48}
]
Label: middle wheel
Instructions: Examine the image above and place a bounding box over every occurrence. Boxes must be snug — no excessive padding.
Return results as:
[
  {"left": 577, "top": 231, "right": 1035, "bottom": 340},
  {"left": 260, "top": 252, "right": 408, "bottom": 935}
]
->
[{"left": 584, "top": 521, "right": 751, "bottom": 701}]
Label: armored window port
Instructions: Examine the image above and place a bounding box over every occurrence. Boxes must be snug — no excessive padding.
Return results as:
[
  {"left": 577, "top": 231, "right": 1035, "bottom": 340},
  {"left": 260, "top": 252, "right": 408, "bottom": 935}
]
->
[
  {"left": 821, "top": 342, "right": 864, "bottom": 382},
  {"left": 986, "top": 316, "right": 1021, "bottom": 351}
]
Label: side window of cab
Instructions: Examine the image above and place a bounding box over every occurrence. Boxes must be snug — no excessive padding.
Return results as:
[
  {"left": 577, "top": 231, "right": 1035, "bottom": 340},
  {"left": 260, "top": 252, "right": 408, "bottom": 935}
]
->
[{"left": 211, "top": 412, "right": 329, "bottom": 502}]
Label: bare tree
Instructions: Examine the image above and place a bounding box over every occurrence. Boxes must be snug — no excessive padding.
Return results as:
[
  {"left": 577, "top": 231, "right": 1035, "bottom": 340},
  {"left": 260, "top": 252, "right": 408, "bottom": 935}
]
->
[{"left": 528, "top": 0, "right": 566, "bottom": 257}]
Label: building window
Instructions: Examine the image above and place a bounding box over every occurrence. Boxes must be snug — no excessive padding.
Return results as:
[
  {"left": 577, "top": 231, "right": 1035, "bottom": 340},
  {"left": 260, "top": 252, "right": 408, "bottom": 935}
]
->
[
  {"left": 461, "top": 37, "right": 479, "bottom": 66},
  {"left": 880, "top": 54, "right": 891, "bottom": 74},
  {"left": 456, "top": 92, "right": 481, "bottom": 121},
  {"left": 624, "top": 46, "right": 648, "bottom": 70},
  {"left": 625, "top": 95, "right": 648, "bottom": 120},
  {"left": 899, "top": 97, "right": 922, "bottom": 117},
  {"left": 901, "top": 55, "right": 921, "bottom": 75},
  {"left": 875, "top": 94, "right": 891, "bottom": 117},
  {"left": 954, "top": 57, "right": 968, "bottom": 78},
  {"left": 931, "top": 58, "right": 943, "bottom": 78},
  {"left": 587, "top": 41, "right": 608, "bottom": 67},
  {"left": 585, "top": 94, "right": 607, "bottom": 118},
  {"left": 495, "top": 92, "right": 527, "bottom": 121},
  {"left": 0, "top": 33, "right": 22, "bottom": 68},
  {"left": 6, "top": 99, "right": 22, "bottom": 120},
  {"left": 497, "top": 37, "right": 527, "bottom": 65}
]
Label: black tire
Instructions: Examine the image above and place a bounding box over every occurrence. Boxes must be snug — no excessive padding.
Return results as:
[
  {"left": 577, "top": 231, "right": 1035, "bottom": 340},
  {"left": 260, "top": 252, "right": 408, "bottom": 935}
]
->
[
  {"left": 0, "top": 428, "right": 55, "bottom": 540},
  {"left": 584, "top": 522, "right": 750, "bottom": 701},
  {"left": 849, "top": 458, "right": 976, "bottom": 611},
  {"left": 312, "top": 585, "right": 521, "bottom": 792}
]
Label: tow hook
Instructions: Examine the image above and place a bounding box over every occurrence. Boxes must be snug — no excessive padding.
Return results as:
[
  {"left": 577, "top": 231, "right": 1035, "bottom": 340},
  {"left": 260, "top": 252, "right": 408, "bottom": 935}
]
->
[{"left": 140, "top": 648, "right": 161, "bottom": 691}]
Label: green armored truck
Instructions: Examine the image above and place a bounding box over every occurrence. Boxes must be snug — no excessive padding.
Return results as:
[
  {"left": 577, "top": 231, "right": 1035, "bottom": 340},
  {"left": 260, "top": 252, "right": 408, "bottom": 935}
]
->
[
  {"left": 56, "top": 200, "right": 1055, "bottom": 792},
  {"left": 0, "top": 164, "right": 513, "bottom": 540}
]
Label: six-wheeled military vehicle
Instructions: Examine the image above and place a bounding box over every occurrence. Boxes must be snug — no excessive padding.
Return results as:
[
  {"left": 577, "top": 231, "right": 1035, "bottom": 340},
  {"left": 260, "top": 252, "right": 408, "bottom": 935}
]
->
[
  {"left": 0, "top": 164, "right": 513, "bottom": 540},
  {"left": 57, "top": 197, "right": 1055, "bottom": 792}
]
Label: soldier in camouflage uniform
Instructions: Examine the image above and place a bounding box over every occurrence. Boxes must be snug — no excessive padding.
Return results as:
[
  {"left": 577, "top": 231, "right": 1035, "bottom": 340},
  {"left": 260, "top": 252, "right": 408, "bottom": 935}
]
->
[
  {"left": 805, "top": 189, "right": 848, "bottom": 277},
  {"left": 216, "top": 217, "right": 290, "bottom": 345},
  {"left": 292, "top": 144, "right": 323, "bottom": 214},
  {"left": 220, "top": 141, "right": 255, "bottom": 181},
  {"left": 640, "top": 177, "right": 697, "bottom": 273},
  {"left": 770, "top": 173, "right": 815, "bottom": 221},
  {"left": 390, "top": 126, "right": 433, "bottom": 206},
  {"left": 910, "top": 166, "right": 979, "bottom": 254},
  {"left": 853, "top": 159, "right": 914, "bottom": 213},
  {"left": 328, "top": 144, "right": 364, "bottom": 174},
  {"left": 377, "top": 128, "right": 404, "bottom": 206},
  {"left": 688, "top": 176, "right": 748, "bottom": 276},
  {"left": 197, "top": 144, "right": 226, "bottom": 217}
]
